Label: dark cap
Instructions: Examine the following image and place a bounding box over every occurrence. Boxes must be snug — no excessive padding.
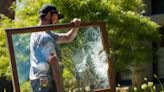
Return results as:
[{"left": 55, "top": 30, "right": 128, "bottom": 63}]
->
[{"left": 39, "top": 4, "right": 64, "bottom": 19}]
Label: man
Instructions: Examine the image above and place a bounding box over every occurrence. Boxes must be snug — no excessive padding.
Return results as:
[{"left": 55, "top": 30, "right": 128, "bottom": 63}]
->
[{"left": 30, "top": 4, "right": 81, "bottom": 92}]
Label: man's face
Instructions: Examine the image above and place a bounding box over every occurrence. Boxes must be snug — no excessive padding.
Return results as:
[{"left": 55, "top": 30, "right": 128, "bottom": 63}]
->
[{"left": 50, "top": 13, "right": 59, "bottom": 24}]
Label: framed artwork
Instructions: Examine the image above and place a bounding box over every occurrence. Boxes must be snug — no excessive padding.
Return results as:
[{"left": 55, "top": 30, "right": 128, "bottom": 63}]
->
[{"left": 5, "top": 22, "right": 116, "bottom": 92}]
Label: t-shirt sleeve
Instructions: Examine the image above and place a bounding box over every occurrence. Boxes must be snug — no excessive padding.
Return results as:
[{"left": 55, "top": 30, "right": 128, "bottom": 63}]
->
[
  {"left": 47, "top": 31, "right": 59, "bottom": 42},
  {"left": 41, "top": 38, "right": 57, "bottom": 62}
]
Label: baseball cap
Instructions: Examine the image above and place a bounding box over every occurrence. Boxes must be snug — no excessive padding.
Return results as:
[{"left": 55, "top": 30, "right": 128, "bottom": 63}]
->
[{"left": 39, "top": 4, "right": 64, "bottom": 19}]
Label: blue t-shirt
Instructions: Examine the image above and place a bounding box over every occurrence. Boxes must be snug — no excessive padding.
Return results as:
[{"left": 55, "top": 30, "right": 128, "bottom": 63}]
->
[{"left": 29, "top": 31, "right": 60, "bottom": 80}]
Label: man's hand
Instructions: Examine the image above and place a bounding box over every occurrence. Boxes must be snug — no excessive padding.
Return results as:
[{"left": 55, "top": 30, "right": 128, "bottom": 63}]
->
[
  {"left": 56, "top": 18, "right": 81, "bottom": 44},
  {"left": 70, "top": 18, "right": 81, "bottom": 26}
]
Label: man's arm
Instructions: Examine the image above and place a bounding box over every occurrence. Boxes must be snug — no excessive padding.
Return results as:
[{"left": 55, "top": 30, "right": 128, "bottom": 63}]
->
[
  {"left": 56, "top": 18, "right": 81, "bottom": 44},
  {"left": 42, "top": 41, "right": 63, "bottom": 92},
  {"left": 48, "top": 53, "right": 63, "bottom": 92}
]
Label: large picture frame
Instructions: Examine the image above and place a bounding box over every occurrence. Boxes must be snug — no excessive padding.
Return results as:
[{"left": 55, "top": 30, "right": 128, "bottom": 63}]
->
[{"left": 5, "top": 21, "right": 116, "bottom": 92}]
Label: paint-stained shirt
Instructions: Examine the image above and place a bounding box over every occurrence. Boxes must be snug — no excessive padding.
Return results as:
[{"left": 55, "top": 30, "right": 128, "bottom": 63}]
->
[{"left": 29, "top": 31, "right": 61, "bottom": 80}]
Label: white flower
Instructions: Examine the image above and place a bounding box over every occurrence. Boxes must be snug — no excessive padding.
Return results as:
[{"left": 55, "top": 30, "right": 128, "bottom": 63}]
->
[
  {"left": 117, "top": 84, "right": 120, "bottom": 87},
  {"left": 141, "top": 83, "right": 148, "bottom": 90},
  {"left": 153, "top": 85, "right": 156, "bottom": 91},
  {"left": 148, "top": 82, "right": 153, "bottom": 87},
  {"left": 85, "top": 86, "right": 91, "bottom": 91},
  {"left": 153, "top": 74, "right": 158, "bottom": 78},
  {"left": 133, "top": 87, "right": 137, "bottom": 91},
  {"left": 144, "top": 78, "right": 148, "bottom": 81}
]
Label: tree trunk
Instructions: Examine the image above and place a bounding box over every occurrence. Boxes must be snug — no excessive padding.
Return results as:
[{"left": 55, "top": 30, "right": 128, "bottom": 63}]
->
[
  {"left": 0, "top": 77, "right": 13, "bottom": 92},
  {"left": 0, "top": 0, "right": 15, "bottom": 19},
  {"left": 131, "top": 61, "right": 153, "bottom": 88},
  {"left": 132, "top": 66, "right": 144, "bottom": 88}
]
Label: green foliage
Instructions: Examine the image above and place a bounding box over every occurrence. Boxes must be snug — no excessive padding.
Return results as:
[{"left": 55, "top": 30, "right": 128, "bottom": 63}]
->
[
  {"left": 52, "top": 0, "right": 160, "bottom": 71},
  {"left": 16, "top": 0, "right": 54, "bottom": 27},
  {"left": 0, "top": 15, "right": 15, "bottom": 79},
  {"left": 109, "top": 11, "right": 159, "bottom": 70},
  {"left": 20, "top": 81, "right": 32, "bottom": 92}
]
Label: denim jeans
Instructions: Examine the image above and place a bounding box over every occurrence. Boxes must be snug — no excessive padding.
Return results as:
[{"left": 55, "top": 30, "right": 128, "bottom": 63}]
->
[{"left": 30, "top": 79, "right": 57, "bottom": 92}]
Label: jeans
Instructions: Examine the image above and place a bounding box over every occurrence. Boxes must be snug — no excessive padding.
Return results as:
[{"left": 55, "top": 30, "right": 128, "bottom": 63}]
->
[{"left": 30, "top": 79, "right": 57, "bottom": 92}]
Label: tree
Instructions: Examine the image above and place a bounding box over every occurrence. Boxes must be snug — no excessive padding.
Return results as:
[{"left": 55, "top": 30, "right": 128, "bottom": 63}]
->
[
  {"left": 53, "top": 0, "right": 160, "bottom": 87},
  {"left": 0, "top": 0, "right": 160, "bottom": 90},
  {"left": 0, "top": 0, "right": 15, "bottom": 91}
]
